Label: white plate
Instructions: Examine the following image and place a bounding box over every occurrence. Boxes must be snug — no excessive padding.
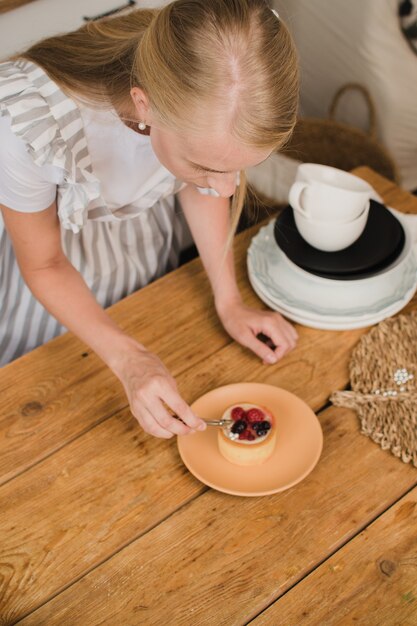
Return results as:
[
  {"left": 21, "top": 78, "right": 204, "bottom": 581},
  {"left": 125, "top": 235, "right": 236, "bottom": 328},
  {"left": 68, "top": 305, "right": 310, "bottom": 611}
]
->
[
  {"left": 248, "top": 261, "right": 417, "bottom": 325},
  {"left": 247, "top": 218, "right": 417, "bottom": 320},
  {"left": 248, "top": 266, "right": 417, "bottom": 330}
]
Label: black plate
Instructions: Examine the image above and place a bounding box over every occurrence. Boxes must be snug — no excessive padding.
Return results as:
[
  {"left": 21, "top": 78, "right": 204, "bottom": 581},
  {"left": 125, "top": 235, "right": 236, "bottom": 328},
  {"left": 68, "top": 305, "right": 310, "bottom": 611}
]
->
[{"left": 273, "top": 200, "right": 405, "bottom": 280}]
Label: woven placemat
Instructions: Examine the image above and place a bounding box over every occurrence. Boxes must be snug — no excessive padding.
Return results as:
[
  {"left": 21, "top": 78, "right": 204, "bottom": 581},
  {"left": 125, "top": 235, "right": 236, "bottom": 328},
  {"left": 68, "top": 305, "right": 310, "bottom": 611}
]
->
[{"left": 330, "top": 311, "right": 417, "bottom": 467}]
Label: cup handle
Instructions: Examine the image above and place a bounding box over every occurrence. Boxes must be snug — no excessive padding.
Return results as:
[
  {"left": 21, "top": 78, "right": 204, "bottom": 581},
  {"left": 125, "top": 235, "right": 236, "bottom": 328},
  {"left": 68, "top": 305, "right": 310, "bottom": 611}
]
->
[{"left": 289, "top": 181, "right": 310, "bottom": 217}]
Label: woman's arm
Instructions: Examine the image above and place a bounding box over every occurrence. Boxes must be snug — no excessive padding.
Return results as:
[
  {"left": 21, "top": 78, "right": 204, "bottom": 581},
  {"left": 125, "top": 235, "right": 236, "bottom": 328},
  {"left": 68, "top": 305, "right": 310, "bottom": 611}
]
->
[
  {"left": 178, "top": 184, "right": 298, "bottom": 363},
  {"left": 178, "top": 185, "right": 241, "bottom": 308},
  {"left": 1, "top": 201, "right": 206, "bottom": 437}
]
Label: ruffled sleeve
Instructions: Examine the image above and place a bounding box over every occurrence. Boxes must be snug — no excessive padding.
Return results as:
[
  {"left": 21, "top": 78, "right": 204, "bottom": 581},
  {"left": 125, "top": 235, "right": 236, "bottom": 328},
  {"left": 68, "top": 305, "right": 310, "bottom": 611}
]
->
[{"left": 0, "top": 60, "right": 103, "bottom": 233}]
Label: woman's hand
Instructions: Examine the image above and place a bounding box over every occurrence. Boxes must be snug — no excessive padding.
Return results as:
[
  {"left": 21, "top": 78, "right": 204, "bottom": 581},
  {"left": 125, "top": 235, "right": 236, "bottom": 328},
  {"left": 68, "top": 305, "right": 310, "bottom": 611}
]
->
[
  {"left": 216, "top": 298, "right": 298, "bottom": 364},
  {"left": 111, "top": 339, "right": 207, "bottom": 439},
  {"left": 177, "top": 189, "right": 297, "bottom": 364}
]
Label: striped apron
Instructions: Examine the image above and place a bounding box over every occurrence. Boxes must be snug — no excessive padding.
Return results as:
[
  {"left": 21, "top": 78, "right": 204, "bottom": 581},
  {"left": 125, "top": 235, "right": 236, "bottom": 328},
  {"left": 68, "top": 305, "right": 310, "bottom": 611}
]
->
[{"left": 0, "top": 60, "right": 184, "bottom": 366}]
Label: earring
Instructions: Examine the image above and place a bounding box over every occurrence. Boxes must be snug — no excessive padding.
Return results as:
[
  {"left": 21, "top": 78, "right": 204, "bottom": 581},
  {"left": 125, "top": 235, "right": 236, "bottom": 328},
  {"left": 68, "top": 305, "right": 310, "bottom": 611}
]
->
[{"left": 138, "top": 121, "right": 147, "bottom": 131}]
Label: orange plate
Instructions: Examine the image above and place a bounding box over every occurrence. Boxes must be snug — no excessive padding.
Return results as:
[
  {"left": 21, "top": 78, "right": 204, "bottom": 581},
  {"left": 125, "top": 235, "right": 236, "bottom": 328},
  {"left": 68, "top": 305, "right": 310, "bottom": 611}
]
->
[{"left": 177, "top": 383, "right": 323, "bottom": 497}]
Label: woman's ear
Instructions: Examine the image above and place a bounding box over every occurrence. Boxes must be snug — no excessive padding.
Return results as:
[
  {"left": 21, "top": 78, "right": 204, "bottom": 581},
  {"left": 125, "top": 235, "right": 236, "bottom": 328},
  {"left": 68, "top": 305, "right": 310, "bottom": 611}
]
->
[{"left": 130, "top": 87, "right": 152, "bottom": 124}]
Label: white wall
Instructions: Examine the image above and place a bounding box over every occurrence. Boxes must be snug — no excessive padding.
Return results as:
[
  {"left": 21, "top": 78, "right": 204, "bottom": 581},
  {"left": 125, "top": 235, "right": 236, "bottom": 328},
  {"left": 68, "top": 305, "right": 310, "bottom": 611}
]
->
[{"left": 272, "top": 0, "right": 417, "bottom": 190}]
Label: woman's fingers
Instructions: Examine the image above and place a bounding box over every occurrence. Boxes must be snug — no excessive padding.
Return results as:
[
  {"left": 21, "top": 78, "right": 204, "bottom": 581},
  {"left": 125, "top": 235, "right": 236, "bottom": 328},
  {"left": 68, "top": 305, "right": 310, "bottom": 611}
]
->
[
  {"left": 256, "top": 332, "right": 277, "bottom": 350},
  {"left": 132, "top": 396, "right": 195, "bottom": 437},
  {"left": 129, "top": 377, "right": 206, "bottom": 437},
  {"left": 266, "top": 321, "right": 298, "bottom": 355},
  {"left": 114, "top": 343, "right": 207, "bottom": 439},
  {"left": 218, "top": 301, "right": 298, "bottom": 365},
  {"left": 137, "top": 406, "right": 175, "bottom": 439},
  {"left": 152, "top": 402, "right": 193, "bottom": 436},
  {"left": 240, "top": 314, "right": 298, "bottom": 364},
  {"left": 161, "top": 385, "right": 207, "bottom": 432},
  {"left": 241, "top": 330, "right": 282, "bottom": 363}
]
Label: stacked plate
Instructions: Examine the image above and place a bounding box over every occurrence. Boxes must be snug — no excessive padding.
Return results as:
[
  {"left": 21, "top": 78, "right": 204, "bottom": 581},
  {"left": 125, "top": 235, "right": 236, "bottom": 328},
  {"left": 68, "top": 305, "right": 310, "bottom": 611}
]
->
[{"left": 247, "top": 201, "right": 417, "bottom": 330}]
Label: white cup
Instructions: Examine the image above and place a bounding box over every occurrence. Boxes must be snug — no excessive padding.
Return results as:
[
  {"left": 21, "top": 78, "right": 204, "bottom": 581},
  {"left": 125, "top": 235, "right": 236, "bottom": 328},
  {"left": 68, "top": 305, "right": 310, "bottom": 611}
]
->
[
  {"left": 290, "top": 163, "right": 373, "bottom": 222},
  {"left": 293, "top": 201, "right": 370, "bottom": 252}
]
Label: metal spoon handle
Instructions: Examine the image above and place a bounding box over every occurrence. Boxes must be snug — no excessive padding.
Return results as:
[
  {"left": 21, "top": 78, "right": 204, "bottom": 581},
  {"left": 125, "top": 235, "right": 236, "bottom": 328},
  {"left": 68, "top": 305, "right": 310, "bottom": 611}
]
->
[{"left": 166, "top": 405, "right": 229, "bottom": 428}]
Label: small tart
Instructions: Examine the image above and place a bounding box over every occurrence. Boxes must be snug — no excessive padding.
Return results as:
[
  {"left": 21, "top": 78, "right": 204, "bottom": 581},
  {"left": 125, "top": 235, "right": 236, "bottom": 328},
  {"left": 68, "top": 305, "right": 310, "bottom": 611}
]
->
[{"left": 217, "top": 403, "right": 276, "bottom": 466}]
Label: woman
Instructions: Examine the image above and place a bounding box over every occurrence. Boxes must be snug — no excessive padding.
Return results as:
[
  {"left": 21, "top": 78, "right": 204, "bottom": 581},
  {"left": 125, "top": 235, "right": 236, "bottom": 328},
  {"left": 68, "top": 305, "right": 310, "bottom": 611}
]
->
[{"left": 0, "top": 0, "right": 299, "bottom": 438}]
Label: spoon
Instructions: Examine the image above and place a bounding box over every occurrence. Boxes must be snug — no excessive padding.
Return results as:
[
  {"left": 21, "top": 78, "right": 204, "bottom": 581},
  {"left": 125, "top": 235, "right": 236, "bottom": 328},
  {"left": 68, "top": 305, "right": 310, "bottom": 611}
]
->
[
  {"left": 169, "top": 407, "right": 231, "bottom": 428},
  {"left": 203, "top": 418, "right": 233, "bottom": 427}
]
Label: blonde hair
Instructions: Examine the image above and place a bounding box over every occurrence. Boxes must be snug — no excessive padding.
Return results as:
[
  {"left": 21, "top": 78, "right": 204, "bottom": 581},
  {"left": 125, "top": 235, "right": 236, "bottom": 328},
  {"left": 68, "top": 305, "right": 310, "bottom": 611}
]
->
[{"left": 17, "top": 0, "right": 299, "bottom": 243}]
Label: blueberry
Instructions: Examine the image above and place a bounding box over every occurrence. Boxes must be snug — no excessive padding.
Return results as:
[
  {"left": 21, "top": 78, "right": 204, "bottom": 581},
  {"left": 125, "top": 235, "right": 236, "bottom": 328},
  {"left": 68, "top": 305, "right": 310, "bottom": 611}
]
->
[
  {"left": 231, "top": 419, "right": 247, "bottom": 434},
  {"left": 253, "top": 420, "right": 271, "bottom": 432}
]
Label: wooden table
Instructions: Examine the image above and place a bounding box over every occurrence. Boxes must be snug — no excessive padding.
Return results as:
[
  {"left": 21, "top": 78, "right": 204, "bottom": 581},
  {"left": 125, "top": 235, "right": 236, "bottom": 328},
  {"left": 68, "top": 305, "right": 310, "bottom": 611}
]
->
[{"left": 1, "top": 168, "right": 416, "bottom": 625}]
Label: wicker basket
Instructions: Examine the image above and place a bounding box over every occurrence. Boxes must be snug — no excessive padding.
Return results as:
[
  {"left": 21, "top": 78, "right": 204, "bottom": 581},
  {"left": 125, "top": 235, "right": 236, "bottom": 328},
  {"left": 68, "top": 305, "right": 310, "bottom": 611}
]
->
[{"left": 282, "top": 83, "right": 399, "bottom": 183}]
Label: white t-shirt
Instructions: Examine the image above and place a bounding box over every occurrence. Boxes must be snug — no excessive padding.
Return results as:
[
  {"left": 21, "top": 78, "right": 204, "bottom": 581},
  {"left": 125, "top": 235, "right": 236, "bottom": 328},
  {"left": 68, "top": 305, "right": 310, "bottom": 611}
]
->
[{"left": 0, "top": 104, "right": 175, "bottom": 213}]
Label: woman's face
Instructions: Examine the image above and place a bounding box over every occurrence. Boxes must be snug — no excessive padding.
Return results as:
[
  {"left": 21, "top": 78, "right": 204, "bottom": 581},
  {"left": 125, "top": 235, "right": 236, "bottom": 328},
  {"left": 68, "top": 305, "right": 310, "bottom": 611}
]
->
[{"left": 148, "top": 122, "right": 272, "bottom": 198}]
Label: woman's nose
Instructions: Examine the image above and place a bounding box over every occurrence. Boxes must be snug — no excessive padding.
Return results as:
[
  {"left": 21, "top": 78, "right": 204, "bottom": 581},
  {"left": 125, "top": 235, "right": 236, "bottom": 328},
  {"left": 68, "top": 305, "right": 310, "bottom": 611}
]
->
[{"left": 207, "top": 172, "right": 238, "bottom": 198}]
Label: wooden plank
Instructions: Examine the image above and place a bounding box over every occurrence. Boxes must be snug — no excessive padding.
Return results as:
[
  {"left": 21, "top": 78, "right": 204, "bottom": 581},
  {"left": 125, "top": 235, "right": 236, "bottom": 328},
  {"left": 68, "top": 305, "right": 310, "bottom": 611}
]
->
[
  {"left": 7, "top": 296, "right": 417, "bottom": 621},
  {"left": 251, "top": 488, "right": 417, "bottom": 626},
  {"left": 0, "top": 312, "right": 383, "bottom": 622},
  {"left": 0, "top": 260, "right": 230, "bottom": 485},
  {"left": 354, "top": 166, "right": 417, "bottom": 214},
  {"left": 18, "top": 404, "right": 417, "bottom": 625},
  {"left": 0, "top": 407, "right": 206, "bottom": 624}
]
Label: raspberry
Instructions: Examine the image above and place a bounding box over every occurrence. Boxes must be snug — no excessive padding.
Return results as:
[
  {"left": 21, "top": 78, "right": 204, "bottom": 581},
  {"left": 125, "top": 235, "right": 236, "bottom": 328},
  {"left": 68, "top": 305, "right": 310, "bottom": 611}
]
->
[
  {"left": 231, "top": 406, "right": 246, "bottom": 421},
  {"left": 246, "top": 408, "right": 264, "bottom": 423},
  {"left": 238, "top": 429, "right": 256, "bottom": 441}
]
